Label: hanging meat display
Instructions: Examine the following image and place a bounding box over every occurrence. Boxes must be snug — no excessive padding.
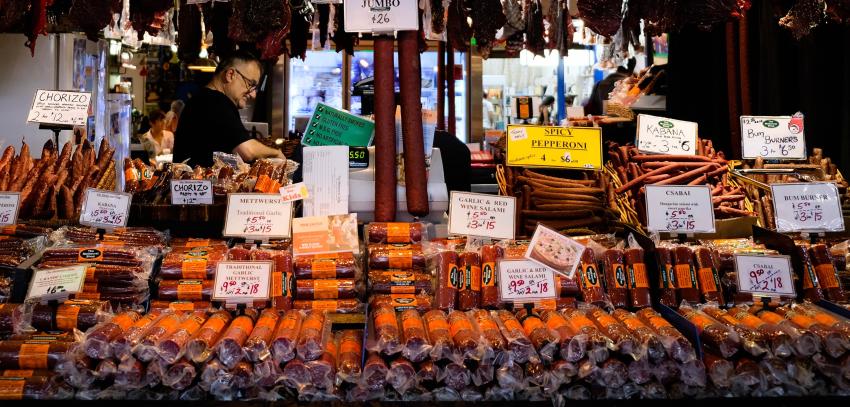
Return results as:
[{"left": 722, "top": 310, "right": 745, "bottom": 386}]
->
[
  {"left": 331, "top": 3, "right": 357, "bottom": 55},
  {"left": 447, "top": 0, "right": 472, "bottom": 51},
  {"left": 470, "top": 0, "right": 506, "bottom": 58},
  {"left": 430, "top": 0, "right": 446, "bottom": 33},
  {"left": 288, "top": 0, "right": 312, "bottom": 60},
  {"left": 576, "top": 0, "right": 623, "bottom": 37},
  {"left": 177, "top": 1, "right": 202, "bottom": 63},
  {"left": 129, "top": 0, "right": 174, "bottom": 40},
  {"left": 686, "top": 0, "right": 751, "bottom": 31},
  {"left": 826, "top": 0, "right": 850, "bottom": 23},
  {"left": 257, "top": 0, "right": 292, "bottom": 61},
  {"left": 67, "top": 0, "right": 121, "bottom": 42},
  {"left": 25, "top": 0, "right": 50, "bottom": 56},
  {"left": 501, "top": 0, "right": 526, "bottom": 56},
  {"left": 780, "top": 0, "right": 826, "bottom": 38},
  {"left": 525, "top": 0, "right": 547, "bottom": 56}
]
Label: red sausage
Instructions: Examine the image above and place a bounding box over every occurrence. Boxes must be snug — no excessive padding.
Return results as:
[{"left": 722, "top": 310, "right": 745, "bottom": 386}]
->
[
  {"left": 398, "top": 30, "right": 429, "bottom": 217},
  {"left": 373, "top": 36, "right": 397, "bottom": 222}
]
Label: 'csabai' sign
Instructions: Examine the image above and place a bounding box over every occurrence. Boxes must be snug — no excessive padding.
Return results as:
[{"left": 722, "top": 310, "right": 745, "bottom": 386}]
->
[{"left": 344, "top": 0, "right": 418, "bottom": 33}]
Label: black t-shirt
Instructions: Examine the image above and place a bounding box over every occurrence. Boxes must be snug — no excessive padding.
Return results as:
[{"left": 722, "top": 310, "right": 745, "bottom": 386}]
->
[{"left": 173, "top": 87, "right": 249, "bottom": 166}]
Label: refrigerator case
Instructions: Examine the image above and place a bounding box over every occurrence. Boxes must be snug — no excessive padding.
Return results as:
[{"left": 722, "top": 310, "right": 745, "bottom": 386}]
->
[
  {"left": 105, "top": 93, "right": 132, "bottom": 191},
  {"left": 288, "top": 51, "right": 345, "bottom": 132}
]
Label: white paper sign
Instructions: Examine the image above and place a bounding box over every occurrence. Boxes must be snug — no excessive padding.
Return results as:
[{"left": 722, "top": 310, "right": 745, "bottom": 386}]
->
[
  {"left": 770, "top": 182, "right": 845, "bottom": 233},
  {"left": 636, "top": 114, "right": 698, "bottom": 155},
  {"left": 498, "top": 259, "right": 557, "bottom": 302},
  {"left": 223, "top": 193, "right": 293, "bottom": 239},
  {"left": 735, "top": 254, "right": 796, "bottom": 297},
  {"left": 26, "top": 265, "right": 87, "bottom": 301},
  {"left": 645, "top": 185, "right": 716, "bottom": 233},
  {"left": 525, "top": 224, "right": 585, "bottom": 278},
  {"left": 740, "top": 114, "right": 806, "bottom": 159},
  {"left": 170, "top": 180, "right": 213, "bottom": 205},
  {"left": 79, "top": 188, "right": 132, "bottom": 229},
  {"left": 448, "top": 191, "right": 516, "bottom": 240},
  {"left": 279, "top": 182, "right": 310, "bottom": 203},
  {"left": 27, "top": 90, "right": 91, "bottom": 126},
  {"left": 212, "top": 261, "right": 273, "bottom": 303},
  {"left": 343, "top": 0, "right": 418, "bottom": 33},
  {"left": 303, "top": 146, "right": 349, "bottom": 217},
  {"left": 0, "top": 193, "right": 21, "bottom": 226}
]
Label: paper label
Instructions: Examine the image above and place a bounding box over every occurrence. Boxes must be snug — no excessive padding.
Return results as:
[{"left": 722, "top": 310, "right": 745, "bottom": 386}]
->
[
  {"left": 292, "top": 214, "right": 359, "bottom": 256},
  {"left": 27, "top": 90, "right": 91, "bottom": 126},
  {"left": 213, "top": 261, "right": 273, "bottom": 303},
  {"left": 740, "top": 114, "right": 806, "bottom": 159},
  {"left": 636, "top": 114, "right": 698, "bottom": 155},
  {"left": 770, "top": 182, "right": 845, "bottom": 233},
  {"left": 343, "top": 0, "right": 419, "bottom": 33},
  {"left": 223, "top": 193, "right": 293, "bottom": 239},
  {"left": 26, "top": 265, "right": 87, "bottom": 302},
  {"left": 79, "top": 188, "right": 132, "bottom": 229},
  {"left": 525, "top": 224, "right": 585, "bottom": 278},
  {"left": 302, "top": 146, "right": 350, "bottom": 217},
  {"left": 645, "top": 185, "right": 716, "bottom": 233},
  {"left": 170, "top": 180, "right": 213, "bottom": 205},
  {"left": 735, "top": 254, "right": 795, "bottom": 297},
  {"left": 498, "top": 259, "right": 557, "bottom": 302},
  {"left": 505, "top": 125, "right": 603, "bottom": 170},
  {"left": 448, "top": 191, "right": 516, "bottom": 240},
  {"left": 0, "top": 193, "right": 20, "bottom": 226},
  {"left": 279, "top": 182, "right": 310, "bottom": 203}
]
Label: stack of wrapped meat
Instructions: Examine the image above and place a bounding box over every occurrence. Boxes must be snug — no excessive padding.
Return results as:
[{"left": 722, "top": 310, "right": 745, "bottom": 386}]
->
[
  {"left": 367, "top": 222, "right": 431, "bottom": 312},
  {"left": 154, "top": 239, "right": 230, "bottom": 310},
  {"left": 292, "top": 251, "right": 362, "bottom": 314},
  {"left": 0, "top": 224, "right": 51, "bottom": 303},
  {"left": 225, "top": 243, "right": 294, "bottom": 310}
]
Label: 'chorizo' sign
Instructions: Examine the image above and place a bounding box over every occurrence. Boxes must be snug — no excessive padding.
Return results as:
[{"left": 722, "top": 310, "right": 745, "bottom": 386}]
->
[
  {"left": 171, "top": 180, "right": 213, "bottom": 205},
  {"left": 27, "top": 90, "right": 91, "bottom": 126},
  {"left": 343, "top": 0, "right": 418, "bottom": 33}
]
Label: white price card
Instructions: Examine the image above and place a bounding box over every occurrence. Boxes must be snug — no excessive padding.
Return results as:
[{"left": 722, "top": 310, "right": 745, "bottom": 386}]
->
[
  {"left": 636, "top": 114, "right": 698, "bottom": 155},
  {"left": 498, "top": 259, "right": 557, "bottom": 303},
  {"left": 223, "top": 193, "right": 293, "bottom": 239},
  {"left": 525, "top": 224, "right": 585, "bottom": 278},
  {"left": 170, "top": 180, "right": 213, "bottom": 205},
  {"left": 735, "top": 254, "right": 796, "bottom": 298},
  {"left": 0, "top": 193, "right": 20, "bottom": 226},
  {"left": 448, "top": 191, "right": 516, "bottom": 240},
  {"left": 770, "top": 182, "right": 845, "bottom": 233},
  {"left": 343, "top": 0, "right": 418, "bottom": 33},
  {"left": 279, "top": 182, "right": 309, "bottom": 203},
  {"left": 740, "top": 114, "right": 806, "bottom": 160},
  {"left": 645, "top": 185, "right": 716, "bottom": 233},
  {"left": 79, "top": 188, "right": 132, "bottom": 229},
  {"left": 26, "top": 265, "right": 87, "bottom": 302},
  {"left": 27, "top": 90, "right": 91, "bottom": 126},
  {"left": 212, "top": 261, "right": 273, "bottom": 303}
]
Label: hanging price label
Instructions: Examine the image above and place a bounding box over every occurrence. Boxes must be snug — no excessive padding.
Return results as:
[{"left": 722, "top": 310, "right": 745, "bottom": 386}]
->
[
  {"left": 770, "top": 182, "right": 844, "bottom": 233},
  {"left": 79, "top": 188, "right": 132, "bottom": 229},
  {"left": 636, "top": 114, "right": 698, "bottom": 156},
  {"left": 740, "top": 114, "right": 806, "bottom": 160},
  {"left": 0, "top": 193, "right": 21, "bottom": 226},
  {"left": 212, "top": 261, "right": 273, "bottom": 303},
  {"left": 170, "top": 180, "right": 213, "bottom": 205},
  {"left": 343, "top": 0, "right": 418, "bottom": 33},
  {"left": 645, "top": 185, "right": 716, "bottom": 233},
  {"left": 735, "top": 254, "right": 795, "bottom": 298},
  {"left": 448, "top": 191, "right": 516, "bottom": 240},
  {"left": 26, "top": 265, "right": 87, "bottom": 302},
  {"left": 498, "top": 259, "right": 557, "bottom": 303},
  {"left": 223, "top": 193, "right": 293, "bottom": 239}
]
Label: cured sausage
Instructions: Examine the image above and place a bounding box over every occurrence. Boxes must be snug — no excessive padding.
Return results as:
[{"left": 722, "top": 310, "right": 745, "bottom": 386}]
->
[
  {"left": 469, "top": 309, "right": 506, "bottom": 357},
  {"left": 702, "top": 306, "right": 767, "bottom": 358},
  {"left": 292, "top": 299, "right": 362, "bottom": 314},
  {"left": 186, "top": 310, "right": 231, "bottom": 363},
  {"left": 271, "top": 310, "right": 302, "bottom": 364},
  {"left": 400, "top": 309, "right": 430, "bottom": 362},
  {"left": 216, "top": 312, "right": 257, "bottom": 368},
  {"left": 602, "top": 249, "right": 628, "bottom": 308},
  {"left": 296, "top": 311, "right": 327, "bottom": 361},
  {"left": 372, "top": 306, "right": 402, "bottom": 356},
  {"left": 387, "top": 355, "right": 417, "bottom": 394},
  {"left": 157, "top": 279, "right": 213, "bottom": 301},
  {"left": 306, "top": 334, "right": 337, "bottom": 389},
  {"left": 517, "top": 309, "right": 559, "bottom": 362},
  {"left": 368, "top": 244, "right": 427, "bottom": 271},
  {"left": 457, "top": 252, "right": 482, "bottom": 310},
  {"left": 162, "top": 359, "right": 195, "bottom": 390},
  {"left": 795, "top": 245, "right": 824, "bottom": 302},
  {"left": 135, "top": 312, "right": 185, "bottom": 362},
  {"left": 624, "top": 248, "right": 651, "bottom": 308},
  {"left": 495, "top": 310, "right": 534, "bottom": 364},
  {"left": 0, "top": 340, "right": 71, "bottom": 370},
  {"left": 448, "top": 310, "right": 478, "bottom": 358},
  {"left": 111, "top": 310, "right": 165, "bottom": 360},
  {"left": 160, "top": 246, "right": 227, "bottom": 280},
  {"left": 809, "top": 244, "right": 845, "bottom": 302},
  {"left": 423, "top": 309, "right": 453, "bottom": 361},
  {"left": 480, "top": 245, "right": 503, "bottom": 308},
  {"left": 370, "top": 294, "right": 432, "bottom": 312},
  {"left": 587, "top": 306, "right": 640, "bottom": 360},
  {"left": 539, "top": 309, "right": 580, "bottom": 362},
  {"left": 367, "top": 222, "right": 424, "bottom": 244},
  {"left": 726, "top": 306, "right": 793, "bottom": 358},
  {"left": 772, "top": 306, "right": 847, "bottom": 358},
  {"left": 157, "top": 312, "right": 207, "bottom": 364},
  {"left": 282, "top": 356, "right": 311, "bottom": 390},
  {"left": 561, "top": 307, "right": 610, "bottom": 364},
  {"left": 295, "top": 279, "right": 357, "bottom": 300},
  {"left": 435, "top": 251, "right": 460, "bottom": 310},
  {"left": 369, "top": 271, "right": 432, "bottom": 294},
  {"left": 362, "top": 351, "right": 388, "bottom": 391},
  {"left": 655, "top": 247, "right": 678, "bottom": 307},
  {"left": 293, "top": 252, "right": 356, "bottom": 279},
  {"left": 373, "top": 35, "right": 397, "bottom": 222},
  {"left": 678, "top": 306, "right": 740, "bottom": 358},
  {"left": 576, "top": 248, "right": 604, "bottom": 305},
  {"left": 755, "top": 309, "right": 820, "bottom": 357},
  {"left": 31, "top": 300, "right": 107, "bottom": 333},
  {"left": 694, "top": 247, "right": 723, "bottom": 303},
  {"left": 398, "top": 30, "right": 429, "bottom": 217},
  {"left": 610, "top": 309, "right": 666, "bottom": 362},
  {"left": 672, "top": 246, "right": 700, "bottom": 303},
  {"left": 337, "top": 330, "right": 363, "bottom": 383},
  {"left": 83, "top": 310, "right": 141, "bottom": 360},
  {"left": 244, "top": 309, "right": 280, "bottom": 362}
]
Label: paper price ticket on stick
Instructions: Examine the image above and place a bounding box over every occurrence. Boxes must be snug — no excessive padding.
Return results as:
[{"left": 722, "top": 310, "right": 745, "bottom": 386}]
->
[
  {"left": 223, "top": 193, "right": 293, "bottom": 239},
  {"left": 0, "top": 193, "right": 20, "bottom": 226},
  {"left": 213, "top": 261, "right": 273, "bottom": 304},
  {"left": 740, "top": 113, "right": 806, "bottom": 160},
  {"left": 79, "top": 188, "right": 132, "bottom": 229},
  {"left": 26, "top": 265, "right": 88, "bottom": 302},
  {"left": 636, "top": 114, "right": 698, "bottom": 156},
  {"left": 27, "top": 90, "right": 91, "bottom": 127},
  {"left": 448, "top": 191, "right": 516, "bottom": 240},
  {"left": 645, "top": 185, "right": 716, "bottom": 233},
  {"left": 498, "top": 259, "right": 557, "bottom": 303},
  {"left": 171, "top": 180, "right": 213, "bottom": 205},
  {"left": 770, "top": 182, "right": 844, "bottom": 233},
  {"left": 735, "top": 254, "right": 795, "bottom": 298}
]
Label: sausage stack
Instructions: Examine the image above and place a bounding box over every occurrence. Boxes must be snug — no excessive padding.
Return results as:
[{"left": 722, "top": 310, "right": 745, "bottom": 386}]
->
[
  {"left": 154, "top": 239, "right": 229, "bottom": 308},
  {"left": 367, "top": 222, "right": 431, "bottom": 312},
  {"left": 292, "top": 251, "right": 362, "bottom": 313}
]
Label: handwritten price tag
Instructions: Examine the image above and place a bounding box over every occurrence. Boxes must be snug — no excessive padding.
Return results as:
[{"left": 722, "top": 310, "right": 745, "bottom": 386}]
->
[
  {"left": 0, "top": 193, "right": 21, "bottom": 226},
  {"left": 448, "top": 191, "right": 516, "bottom": 240},
  {"left": 26, "top": 265, "right": 87, "bottom": 302},
  {"left": 636, "top": 114, "right": 698, "bottom": 156},
  {"left": 740, "top": 114, "right": 806, "bottom": 160},
  {"left": 212, "top": 261, "right": 273, "bottom": 303},
  {"left": 498, "top": 259, "right": 556, "bottom": 302},
  {"left": 645, "top": 185, "right": 716, "bottom": 233},
  {"left": 770, "top": 182, "right": 844, "bottom": 233},
  {"left": 171, "top": 180, "right": 213, "bottom": 205},
  {"left": 343, "top": 0, "right": 418, "bottom": 33},
  {"left": 27, "top": 90, "right": 91, "bottom": 126},
  {"left": 223, "top": 193, "right": 293, "bottom": 239},
  {"left": 735, "top": 254, "right": 795, "bottom": 297},
  {"left": 79, "top": 188, "right": 132, "bottom": 229}
]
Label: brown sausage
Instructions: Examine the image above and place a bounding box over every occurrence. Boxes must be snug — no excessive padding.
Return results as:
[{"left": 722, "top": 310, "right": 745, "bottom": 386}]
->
[
  {"left": 400, "top": 309, "right": 430, "bottom": 362},
  {"left": 435, "top": 251, "right": 460, "bottom": 310},
  {"left": 457, "top": 252, "right": 482, "bottom": 310},
  {"left": 372, "top": 306, "right": 402, "bottom": 356},
  {"left": 296, "top": 311, "right": 326, "bottom": 361},
  {"left": 602, "top": 249, "right": 628, "bottom": 308},
  {"left": 673, "top": 246, "right": 700, "bottom": 303},
  {"left": 368, "top": 244, "right": 427, "bottom": 271},
  {"left": 156, "top": 279, "right": 213, "bottom": 301},
  {"left": 0, "top": 340, "right": 71, "bottom": 370},
  {"left": 83, "top": 310, "right": 140, "bottom": 360},
  {"left": 694, "top": 247, "right": 723, "bottom": 303},
  {"left": 480, "top": 245, "right": 503, "bottom": 309},
  {"left": 294, "top": 279, "right": 357, "bottom": 300},
  {"left": 655, "top": 247, "right": 678, "bottom": 307},
  {"left": 398, "top": 30, "right": 429, "bottom": 217},
  {"left": 216, "top": 313, "right": 256, "bottom": 368},
  {"left": 448, "top": 310, "right": 477, "bottom": 357},
  {"left": 369, "top": 271, "right": 432, "bottom": 294},
  {"left": 293, "top": 252, "right": 356, "bottom": 279},
  {"left": 624, "top": 248, "right": 651, "bottom": 308},
  {"left": 423, "top": 309, "right": 453, "bottom": 361},
  {"left": 271, "top": 310, "right": 302, "bottom": 364},
  {"left": 809, "top": 244, "right": 845, "bottom": 302},
  {"left": 373, "top": 36, "right": 397, "bottom": 222},
  {"left": 186, "top": 310, "right": 231, "bottom": 363},
  {"left": 244, "top": 309, "right": 280, "bottom": 362},
  {"left": 577, "top": 248, "right": 604, "bottom": 305},
  {"left": 367, "top": 222, "right": 424, "bottom": 244}
]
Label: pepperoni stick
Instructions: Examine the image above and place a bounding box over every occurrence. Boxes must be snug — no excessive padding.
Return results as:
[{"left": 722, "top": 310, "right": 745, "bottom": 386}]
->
[{"left": 271, "top": 310, "right": 302, "bottom": 364}]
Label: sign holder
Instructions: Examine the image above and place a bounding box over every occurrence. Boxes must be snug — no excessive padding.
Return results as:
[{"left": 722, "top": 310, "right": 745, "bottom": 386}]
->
[{"left": 38, "top": 123, "right": 72, "bottom": 146}]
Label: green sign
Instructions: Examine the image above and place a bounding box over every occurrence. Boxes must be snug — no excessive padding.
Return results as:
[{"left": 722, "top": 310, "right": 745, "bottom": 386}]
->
[{"left": 302, "top": 103, "right": 374, "bottom": 147}]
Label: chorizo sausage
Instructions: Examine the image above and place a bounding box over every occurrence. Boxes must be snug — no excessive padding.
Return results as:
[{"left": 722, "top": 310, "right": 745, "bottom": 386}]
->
[{"left": 156, "top": 279, "right": 213, "bottom": 302}]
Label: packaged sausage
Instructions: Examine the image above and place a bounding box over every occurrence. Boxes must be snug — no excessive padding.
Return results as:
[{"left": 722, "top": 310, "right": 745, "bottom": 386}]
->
[
  {"left": 435, "top": 251, "right": 460, "bottom": 310},
  {"left": 156, "top": 279, "right": 213, "bottom": 302},
  {"left": 134, "top": 312, "right": 186, "bottom": 362},
  {"left": 586, "top": 305, "right": 640, "bottom": 360},
  {"left": 809, "top": 244, "right": 845, "bottom": 302},
  {"left": 295, "top": 279, "right": 358, "bottom": 300},
  {"left": 29, "top": 300, "right": 110, "bottom": 333},
  {"left": 725, "top": 305, "right": 793, "bottom": 358},
  {"left": 423, "top": 309, "right": 454, "bottom": 361},
  {"left": 516, "top": 309, "right": 559, "bottom": 363},
  {"left": 704, "top": 351, "right": 734, "bottom": 388},
  {"left": 306, "top": 333, "right": 338, "bottom": 389},
  {"left": 282, "top": 356, "right": 312, "bottom": 391},
  {"left": 794, "top": 302, "right": 850, "bottom": 336},
  {"left": 387, "top": 356, "right": 417, "bottom": 394},
  {"left": 539, "top": 309, "right": 581, "bottom": 362},
  {"left": 795, "top": 245, "right": 825, "bottom": 302},
  {"left": 678, "top": 304, "right": 740, "bottom": 358},
  {"left": 0, "top": 374, "right": 74, "bottom": 400},
  {"left": 271, "top": 309, "right": 302, "bottom": 364},
  {"left": 441, "top": 361, "right": 471, "bottom": 391},
  {"left": 732, "top": 358, "right": 762, "bottom": 396},
  {"left": 111, "top": 309, "right": 166, "bottom": 360},
  {"left": 416, "top": 359, "right": 440, "bottom": 389},
  {"left": 773, "top": 305, "right": 848, "bottom": 358},
  {"left": 227, "top": 245, "right": 252, "bottom": 261},
  {"left": 293, "top": 299, "right": 363, "bottom": 314},
  {"left": 555, "top": 274, "right": 580, "bottom": 297},
  {"left": 468, "top": 309, "right": 507, "bottom": 364},
  {"left": 0, "top": 304, "right": 22, "bottom": 337},
  {"left": 161, "top": 359, "right": 196, "bottom": 390},
  {"left": 157, "top": 311, "right": 208, "bottom": 364},
  {"left": 400, "top": 309, "right": 431, "bottom": 362},
  {"left": 160, "top": 245, "right": 227, "bottom": 280},
  {"left": 560, "top": 307, "right": 611, "bottom": 364},
  {"left": 216, "top": 311, "right": 257, "bottom": 368},
  {"left": 367, "top": 222, "right": 425, "bottom": 244},
  {"left": 494, "top": 310, "right": 535, "bottom": 364},
  {"left": 701, "top": 305, "right": 767, "bottom": 358},
  {"left": 654, "top": 246, "right": 678, "bottom": 307},
  {"left": 244, "top": 309, "right": 280, "bottom": 362},
  {"left": 672, "top": 246, "right": 701, "bottom": 303},
  {"left": 0, "top": 340, "right": 71, "bottom": 370},
  {"left": 457, "top": 252, "right": 482, "bottom": 310},
  {"left": 598, "top": 358, "right": 629, "bottom": 388},
  {"left": 635, "top": 308, "right": 696, "bottom": 363},
  {"left": 368, "top": 244, "right": 427, "bottom": 271},
  {"left": 293, "top": 252, "right": 357, "bottom": 279},
  {"left": 361, "top": 351, "right": 388, "bottom": 391},
  {"left": 754, "top": 308, "right": 821, "bottom": 357},
  {"left": 253, "top": 247, "right": 293, "bottom": 311},
  {"left": 186, "top": 310, "right": 231, "bottom": 363},
  {"left": 369, "top": 270, "right": 432, "bottom": 295},
  {"left": 693, "top": 247, "right": 723, "bottom": 304},
  {"left": 296, "top": 311, "right": 328, "bottom": 361},
  {"left": 480, "top": 245, "right": 503, "bottom": 309},
  {"left": 82, "top": 310, "right": 141, "bottom": 359},
  {"left": 601, "top": 249, "right": 628, "bottom": 308},
  {"left": 610, "top": 309, "right": 666, "bottom": 362},
  {"left": 623, "top": 247, "right": 651, "bottom": 309},
  {"left": 371, "top": 306, "right": 402, "bottom": 356},
  {"left": 448, "top": 310, "right": 480, "bottom": 360},
  {"left": 574, "top": 248, "right": 604, "bottom": 305},
  {"left": 370, "top": 294, "right": 432, "bottom": 312},
  {"left": 149, "top": 300, "right": 211, "bottom": 313},
  {"left": 336, "top": 330, "right": 363, "bottom": 383}
]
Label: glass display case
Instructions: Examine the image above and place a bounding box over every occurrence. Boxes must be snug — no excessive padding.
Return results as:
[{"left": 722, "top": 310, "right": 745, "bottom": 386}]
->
[{"left": 288, "top": 51, "right": 344, "bottom": 133}]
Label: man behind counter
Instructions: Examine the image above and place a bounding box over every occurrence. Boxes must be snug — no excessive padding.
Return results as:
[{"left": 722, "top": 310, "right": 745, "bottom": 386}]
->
[{"left": 173, "top": 50, "right": 283, "bottom": 166}]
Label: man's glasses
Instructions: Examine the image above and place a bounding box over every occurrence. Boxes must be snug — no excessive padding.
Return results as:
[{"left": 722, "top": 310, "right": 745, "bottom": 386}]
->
[{"left": 232, "top": 68, "right": 258, "bottom": 92}]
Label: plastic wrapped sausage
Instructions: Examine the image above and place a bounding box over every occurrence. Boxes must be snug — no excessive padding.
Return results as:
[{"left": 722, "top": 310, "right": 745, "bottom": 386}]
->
[
  {"left": 457, "top": 252, "right": 481, "bottom": 310},
  {"left": 149, "top": 300, "right": 211, "bottom": 313},
  {"left": 370, "top": 294, "right": 432, "bottom": 312},
  {"left": 157, "top": 312, "right": 207, "bottom": 364},
  {"left": 624, "top": 248, "right": 651, "bottom": 308},
  {"left": 296, "top": 311, "right": 327, "bottom": 361},
  {"left": 480, "top": 245, "right": 503, "bottom": 309},
  {"left": 635, "top": 308, "right": 695, "bottom": 363},
  {"left": 539, "top": 309, "right": 581, "bottom": 362},
  {"left": 368, "top": 244, "right": 427, "bottom": 271},
  {"left": 701, "top": 305, "right": 767, "bottom": 358},
  {"left": 160, "top": 246, "right": 227, "bottom": 280},
  {"left": 83, "top": 310, "right": 141, "bottom": 360},
  {"left": 367, "top": 222, "right": 424, "bottom": 244},
  {"left": 254, "top": 248, "right": 293, "bottom": 311},
  {"left": 754, "top": 309, "right": 821, "bottom": 357},
  {"left": 809, "top": 244, "right": 845, "bottom": 302},
  {"left": 704, "top": 351, "right": 734, "bottom": 388},
  {"left": 602, "top": 249, "right": 628, "bottom": 308},
  {"left": 654, "top": 247, "right": 678, "bottom": 307},
  {"left": 282, "top": 356, "right": 311, "bottom": 391},
  {"left": 111, "top": 309, "right": 165, "bottom": 360},
  {"left": 586, "top": 305, "right": 640, "bottom": 360},
  {"left": 442, "top": 361, "right": 471, "bottom": 390},
  {"left": 694, "top": 247, "right": 723, "bottom": 303},
  {"left": 561, "top": 307, "right": 611, "bottom": 364},
  {"left": 0, "top": 340, "right": 71, "bottom": 370},
  {"left": 0, "top": 374, "right": 73, "bottom": 400},
  {"left": 293, "top": 299, "right": 363, "bottom": 314},
  {"left": 369, "top": 271, "right": 432, "bottom": 294},
  {"left": 337, "top": 330, "right": 363, "bottom": 383},
  {"left": 387, "top": 356, "right": 417, "bottom": 394},
  {"left": 134, "top": 312, "right": 185, "bottom": 362},
  {"left": 773, "top": 305, "right": 848, "bottom": 358},
  {"left": 795, "top": 302, "right": 850, "bottom": 337},
  {"left": 725, "top": 306, "right": 793, "bottom": 358},
  {"left": 495, "top": 310, "right": 535, "bottom": 364},
  {"left": 448, "top": 310, "right": 479, "bottom": 360},
  {"left": 293, "top": 253, "right": 356, "bottom": 279},
  {"left": 469, "top": 309, "right": 506, "bottom": 364},
  {"left": 679, "top": 305, "right": 740, "bottom": 358},
  {"left": 157, "top": 279, "right": 213, "bottom": 301},
  {"left": 423, "top": 310, "right": 454, "bottom": 361},
  {"left": 435, "top": 251, "right": 460, "bottom": 310},
  {"left": 516, "top": 309, "right": 559, "bottom": 363},
  {"left": 306, "top": 333, "right": 337, "bottom": 389},
  {"left": 271, "top": 310, "right": 302, "bottom": 364},
  {"left": 400, "top": 309, "right": 431, "bottom": 362},
  {"left": 244, "top": 309, "right": 280, "bottom": 362},
  {"left": 795, "top": 245, "right": 824, "bottom": 302},
  {"left": 361, "top": 351, "right": 388, "bottom": 391},
  {"left": 611, "top": 309, "right": 666, "bottom": 362},
  {"left": 673, "top": 246, "right": 701, "bottom": 303},
  {"left": 372, "top": 306, "right": 402, "bottom": 356},
  {"left": 31, "top": 300, "right": 108, "bottom": 333},
  {"left": 0, "top": 304, "right": 21, "bottom": 337},
  {"left": 295, "top": 279, "right": 357, "bottom": 300},
  {"left": 576, "top": 248, "right": 604, "bottom": 305},
  {"left": 216, "top": 312, "right": 256, "bottom": 368},
  {"left": 162, "top": 359, "right": 195, "bottom": 390},
  {"left": 186, "top": 310, "right": 231, "bottom": 363}
]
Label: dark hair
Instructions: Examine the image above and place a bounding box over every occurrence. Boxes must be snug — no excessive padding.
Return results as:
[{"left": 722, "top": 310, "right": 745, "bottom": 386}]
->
[
  {"left": 215, "top": 49, "right": 262, "bottom": 76},
  {"left": 541, "top": 95, "right": 555, "bottom": 106},
  {"left": 149, "top": 110, "right": 166, "bottom": 123}
]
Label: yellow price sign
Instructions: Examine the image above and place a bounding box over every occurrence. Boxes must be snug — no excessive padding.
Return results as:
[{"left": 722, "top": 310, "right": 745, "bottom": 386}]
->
[{"left": 505, "top": 125, "right": 602, "bottom": 170}]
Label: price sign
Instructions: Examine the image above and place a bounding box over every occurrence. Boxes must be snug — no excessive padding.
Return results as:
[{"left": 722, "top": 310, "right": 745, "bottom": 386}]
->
[
  {"left": 343, "top": 0, "right": 418, "bottom": 33},
  {"left": 27, "top": 90, "right": 91, "bottom": 126},
  {"left": 212, "top": 261, "right": 273, "bottom": 303},
  {"left": 26, "top": 265, "right": 87, "bottom": 302},
  {"left": 505, "top": 125, "right": 603, "bottom": 170},
  {"left": 645, "top": 185, "right": 716, "bottom": 233},
  {"left": 735, "top": 254, "right": 795, "bottom": 298},
  {"left": 79, "top": 188, "right": 132, "bottom": 229},
  {"left": 0, "top": 193, "right": 20, "bottom": 226},
  {"left": 525, "top": 224, "right": 585, "bottom": 278},
  {"left": 279, "top": 182, "right": 310, "bottom": 203},
  {"left": 170, "top": 180, "right": 213, "bottom": 205},
  {"left": 498, "top": 259, "right": 557, "bottom": 302},
  {"left": 740, "top": 114, "right": 806, "bottom": 159},
  {"left": 636, "top": 114, "right": 698, "bottom": 156},
  {"left": 770, "top": 182, "right": 844, "bottom": 233},
  {"left": 223, "top": 193, "right": 293, "bottom": 239},
  {"left": 448, "top": 191, "right": 516, "bottom": 240}
]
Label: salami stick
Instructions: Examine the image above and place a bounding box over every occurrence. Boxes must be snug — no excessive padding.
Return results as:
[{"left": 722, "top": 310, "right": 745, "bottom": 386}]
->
[
  {"left": 373, "top": 35, "right": 396, "bottom": 222},
  {"left": 271, "top": 310, "right": 303, "bottom": 364},
  {"left": 398, "top": 30, "right": 429, "bottom": 217}
]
